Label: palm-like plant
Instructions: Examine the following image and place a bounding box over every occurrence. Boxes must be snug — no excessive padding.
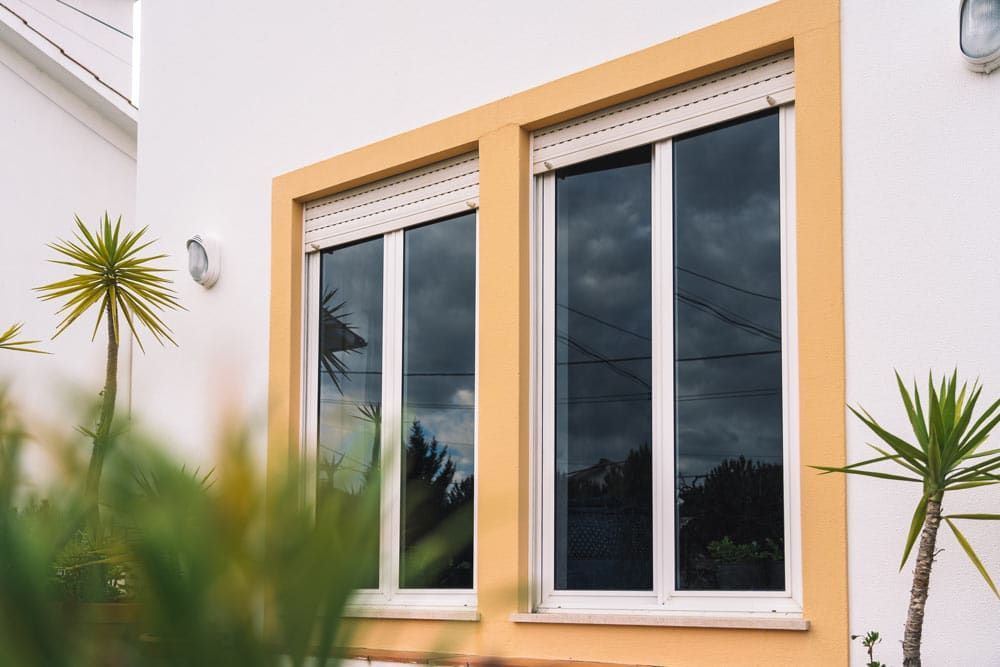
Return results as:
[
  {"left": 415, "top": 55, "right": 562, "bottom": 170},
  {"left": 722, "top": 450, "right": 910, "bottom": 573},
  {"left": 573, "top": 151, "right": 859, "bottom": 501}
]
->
[
  {"left": 815, "top": 371, "right": 1000, "bottom": 667},
  {"left": 35, "top": 214, "right": 182, "bottom": 533},
  {"left": 0, "top": 322, "right": 46, "bottom": 354}
]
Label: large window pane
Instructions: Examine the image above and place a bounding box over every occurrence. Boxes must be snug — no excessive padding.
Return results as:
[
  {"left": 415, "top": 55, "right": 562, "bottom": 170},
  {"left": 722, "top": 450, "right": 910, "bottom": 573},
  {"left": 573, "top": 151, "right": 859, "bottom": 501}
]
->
[
  {"left": 673, "top": 111, "right": 784, "bottom": 591},
  {"left": 400, "top": 213, "right": 476, "bottom": 589},
  {"left": 554, "top": 146, "right": 653, "bottom": 591},
  {"left": 317, "top": 237, "right": 384, "bottom": 590}
]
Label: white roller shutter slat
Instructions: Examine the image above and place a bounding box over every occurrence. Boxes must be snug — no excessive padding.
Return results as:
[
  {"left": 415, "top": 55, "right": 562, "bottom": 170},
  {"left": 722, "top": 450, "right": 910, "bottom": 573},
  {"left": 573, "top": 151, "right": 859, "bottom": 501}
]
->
[
  {"left": 532, "top": 53, "right": 794, "bottom": 173},
  {"left": 303, "top": 153, "right": 479, "bottom": 250}
]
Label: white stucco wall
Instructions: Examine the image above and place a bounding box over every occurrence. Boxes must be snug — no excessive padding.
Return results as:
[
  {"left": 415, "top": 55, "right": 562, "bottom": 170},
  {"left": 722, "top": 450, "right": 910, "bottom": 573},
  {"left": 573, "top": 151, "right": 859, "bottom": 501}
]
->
[
  {"left": 131, "top": 0, "right": 775, "bottom": 461},
  {"left": 0, "top": 40, "right": 135, "bottom": 452},
  {"left": 842, "top": 1, "right": 1000, "bottom": 664}
]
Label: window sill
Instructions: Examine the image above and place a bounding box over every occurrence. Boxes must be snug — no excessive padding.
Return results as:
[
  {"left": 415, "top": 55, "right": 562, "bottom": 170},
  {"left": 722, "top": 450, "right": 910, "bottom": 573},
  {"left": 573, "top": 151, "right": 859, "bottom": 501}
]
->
[
  {"left": 344, "top": 606, "right": 480, "bottom": 622},
  {"left": 509, "top": 611, "right": 808, "bottom": 631}
]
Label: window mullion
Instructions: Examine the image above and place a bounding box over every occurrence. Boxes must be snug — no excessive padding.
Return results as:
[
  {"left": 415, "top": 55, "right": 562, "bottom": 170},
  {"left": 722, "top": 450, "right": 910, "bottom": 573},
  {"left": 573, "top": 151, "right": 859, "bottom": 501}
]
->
[
  {"left": 539, "top": 173, "right": 557, "bottom": 604},
  {"left": 303, "top": 252, "right": 321, "bottom": 512},
  {"left": 380, "top": 230, "right": 405, "bottom": 601},
  {"left": 779, "top": 104, "right": 801, "bottom": 602},
  {"left": 652, "top": 139, "right": 676, "bottom": 603}
]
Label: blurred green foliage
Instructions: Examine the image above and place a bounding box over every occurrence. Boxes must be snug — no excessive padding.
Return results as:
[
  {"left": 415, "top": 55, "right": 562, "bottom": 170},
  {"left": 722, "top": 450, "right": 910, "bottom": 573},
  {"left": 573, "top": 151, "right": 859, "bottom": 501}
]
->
[{"left": 0, "top": 395, "right": 378, "bottom": 666}]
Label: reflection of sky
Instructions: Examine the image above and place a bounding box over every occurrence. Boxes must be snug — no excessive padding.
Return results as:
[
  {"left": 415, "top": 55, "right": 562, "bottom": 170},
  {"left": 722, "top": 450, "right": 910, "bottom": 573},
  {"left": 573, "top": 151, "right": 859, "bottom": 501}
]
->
[
  {"left": 673, "top": 111, "right": 782, "bottom": 480},
  {"left": 402, "top": 213, "right": 477, "bottom": 485},
  {"left": 555, "top": 147, "right": 653, "bottom": 475},
  {"left": 318, "top": 237, "right": 383, "bottom": 493},
  {"left": 550, "top": 112, "right": 783, "bottom": 481}
]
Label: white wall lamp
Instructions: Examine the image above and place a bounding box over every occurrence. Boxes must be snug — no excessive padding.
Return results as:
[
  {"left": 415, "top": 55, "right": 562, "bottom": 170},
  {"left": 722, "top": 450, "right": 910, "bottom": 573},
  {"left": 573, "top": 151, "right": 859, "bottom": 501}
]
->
[
  {"left": 960, "top": 0, "right": 1000, "bottom": 73},
  {"left": 186, "top": 234, "right": 221, "bottom": 288}
]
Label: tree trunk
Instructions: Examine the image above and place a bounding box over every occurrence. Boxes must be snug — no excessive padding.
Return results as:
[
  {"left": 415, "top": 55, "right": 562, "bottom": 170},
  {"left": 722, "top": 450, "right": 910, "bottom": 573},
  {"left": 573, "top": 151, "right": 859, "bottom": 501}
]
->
[
  {"left": 902, "top": 494, "right": 943, "bottom": 667},
  {"left": 85, "top": 300, "right": 119, "bottom": 541}
]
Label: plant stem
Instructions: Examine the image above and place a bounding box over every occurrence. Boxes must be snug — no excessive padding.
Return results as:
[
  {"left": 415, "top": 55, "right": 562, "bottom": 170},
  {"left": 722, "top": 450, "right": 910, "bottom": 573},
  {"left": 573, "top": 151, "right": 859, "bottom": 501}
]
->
[
  {"left": 902, "top": 494, "right": 943, "bottom": 667},
  {"left": 85, "top": 300, "right": 118, "bottom": 541}
]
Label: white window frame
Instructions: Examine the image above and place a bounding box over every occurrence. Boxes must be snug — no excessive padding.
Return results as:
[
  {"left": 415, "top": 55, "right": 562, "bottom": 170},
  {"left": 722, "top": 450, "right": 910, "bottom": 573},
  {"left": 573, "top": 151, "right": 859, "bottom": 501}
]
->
[
  {"left": 301, "top": 157, "right": 480, "bottom": 612},
  {"left": 530, "top": 103, "right": 801, "bottom": 618}
]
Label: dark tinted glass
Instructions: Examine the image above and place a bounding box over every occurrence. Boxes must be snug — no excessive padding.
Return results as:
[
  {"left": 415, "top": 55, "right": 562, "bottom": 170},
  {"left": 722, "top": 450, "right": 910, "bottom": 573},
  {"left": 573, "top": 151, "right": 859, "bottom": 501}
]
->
[
  {"left": 400, "top": 213, "right": 476, "bottom": 589},
  {"left": 318, "top": 237, "right": 384, "bottom": 590},
  {"left": 554, "top": 146, "right": 653, "bottom": 591},
  {"left": 673, "top": 111, "right": 785, "bottom": 591}
]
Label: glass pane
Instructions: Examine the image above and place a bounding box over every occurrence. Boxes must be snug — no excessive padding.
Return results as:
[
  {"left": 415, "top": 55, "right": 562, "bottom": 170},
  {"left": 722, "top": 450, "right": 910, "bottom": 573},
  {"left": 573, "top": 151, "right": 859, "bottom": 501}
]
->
[
  {"left": 554, "top": 146, "right": 653, "bottom": 591},
  {"left": 400, "top": 213, "right": 476, "bottom": 589},
  {"left": 317, "top": 237, "right": 383, "bottom": 590},
  {"left": 673, "top": 111, "right": 784, "bottom": 591}
]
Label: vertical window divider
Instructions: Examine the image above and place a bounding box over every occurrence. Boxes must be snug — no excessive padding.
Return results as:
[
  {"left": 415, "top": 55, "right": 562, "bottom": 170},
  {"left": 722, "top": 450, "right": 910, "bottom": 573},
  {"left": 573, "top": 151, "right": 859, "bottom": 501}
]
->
[
  {"left": 779, "top": 104, "right": 802, "bottom": 605},
  {"left": 380, "top": 230, "right": 405, "bottom": 601},
  {"left": 539, "top": 172, "right": 557, "bottom": 602},
  {"left": 651, "top": 139, "right": 675, "bottom": 605},
  {"left": 302, "top": 252, "right": 321, "bottom": 512}
]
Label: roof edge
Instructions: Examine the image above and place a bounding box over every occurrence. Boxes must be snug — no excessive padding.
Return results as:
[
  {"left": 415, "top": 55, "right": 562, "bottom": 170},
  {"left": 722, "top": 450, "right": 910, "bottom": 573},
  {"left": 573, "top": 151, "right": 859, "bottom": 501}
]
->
[{"left": 0, "top": 3, "right": 136, "bottom": 139}]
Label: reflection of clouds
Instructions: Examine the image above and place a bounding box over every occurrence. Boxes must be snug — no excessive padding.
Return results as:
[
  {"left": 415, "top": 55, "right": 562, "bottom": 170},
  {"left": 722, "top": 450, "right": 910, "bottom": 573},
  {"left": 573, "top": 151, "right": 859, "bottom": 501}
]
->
[
  {"left": 674, "top": 111, "right": 783, "bottom": 480},
  {"left": 403, "top": 213, "right": 477, "bottom": 486},
  {"left": 552, "top": 113, "right": 784, "bottom": 480},
  {"left": 556, "top": 147, "right": 652, "bottom": 473}
]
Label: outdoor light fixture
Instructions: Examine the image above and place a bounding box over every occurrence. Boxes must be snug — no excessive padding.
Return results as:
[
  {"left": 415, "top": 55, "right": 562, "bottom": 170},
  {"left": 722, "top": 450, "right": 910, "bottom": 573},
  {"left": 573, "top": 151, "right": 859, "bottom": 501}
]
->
[
  {"left": 186, "top": 234, "right": 221, "bottom": 288},
  {"left": 960, "top": 0, "right": 1000, "bottom": 73}
]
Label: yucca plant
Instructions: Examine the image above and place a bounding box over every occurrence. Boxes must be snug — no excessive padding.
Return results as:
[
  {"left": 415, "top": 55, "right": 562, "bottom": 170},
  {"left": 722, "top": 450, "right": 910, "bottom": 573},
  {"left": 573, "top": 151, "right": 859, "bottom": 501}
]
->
[
  {"left": 0, "top": 322, "right": 46, "bottom": 354},
  {"left": 815, "top": 371, "right": 1000, "bottom": 667},
  {"left": 35, "top": 213, "right": 182, "bottom": 535}
]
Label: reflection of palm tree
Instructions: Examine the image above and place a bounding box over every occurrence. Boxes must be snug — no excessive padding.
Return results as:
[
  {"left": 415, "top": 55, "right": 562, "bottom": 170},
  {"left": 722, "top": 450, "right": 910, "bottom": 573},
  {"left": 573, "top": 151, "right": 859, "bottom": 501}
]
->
[
  {"left": 354, "top": 402, "right": 382, "bottom": 488},
  {"left": 319, "top": 289, "right": 368, "bottom": 394}
]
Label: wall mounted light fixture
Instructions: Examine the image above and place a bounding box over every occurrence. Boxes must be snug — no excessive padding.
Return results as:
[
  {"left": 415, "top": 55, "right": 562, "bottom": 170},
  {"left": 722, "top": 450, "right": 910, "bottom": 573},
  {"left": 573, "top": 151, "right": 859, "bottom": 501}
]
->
[
  {"left": 186, "top": 234, "right": 221, "bottom": 288},
  {"left": 961, "top": 0, "right": 1000, "bottom": 73}
]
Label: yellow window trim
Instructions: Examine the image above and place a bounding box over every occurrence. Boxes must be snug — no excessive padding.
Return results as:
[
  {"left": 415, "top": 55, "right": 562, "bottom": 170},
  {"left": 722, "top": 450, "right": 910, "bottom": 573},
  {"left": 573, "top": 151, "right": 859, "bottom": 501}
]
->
[{"left": 269, "top": 1, "right": 844, "bottom": 663}]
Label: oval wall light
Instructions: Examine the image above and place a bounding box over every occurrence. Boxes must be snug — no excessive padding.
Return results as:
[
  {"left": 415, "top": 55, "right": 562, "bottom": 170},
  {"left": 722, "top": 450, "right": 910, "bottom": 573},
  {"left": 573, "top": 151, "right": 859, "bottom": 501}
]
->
[
  {"left": 186, "top": 234, "right": 221, "bottom": 288},
  {"left": 961, "top": 0, "right": 1000, "bottom": 73}
]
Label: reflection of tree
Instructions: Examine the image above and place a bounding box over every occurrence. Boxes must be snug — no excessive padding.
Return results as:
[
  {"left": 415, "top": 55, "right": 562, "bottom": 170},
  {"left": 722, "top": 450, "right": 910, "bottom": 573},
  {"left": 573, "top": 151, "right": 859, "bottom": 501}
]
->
[
  {"left": 318, "top": 289, "right": 368, "bottom": 394},
  {"left": 401, "top": 420, "right": 474, "bottom": 589},
  {"left": 564, "top": 444, "right": 651, "bottom": 507},
  {"left": 558, "top": 445, "right": 652, "bottom": 589},
  {"left": 677, "top": 456, "right": 783, "bottom": 588}
]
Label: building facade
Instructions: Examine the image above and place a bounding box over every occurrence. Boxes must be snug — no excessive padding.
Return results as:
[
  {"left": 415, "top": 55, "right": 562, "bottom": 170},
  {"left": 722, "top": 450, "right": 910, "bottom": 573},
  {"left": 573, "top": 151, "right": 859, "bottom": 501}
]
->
[{"left": 6, "top": 0, "right": 1000, "bottom": 664}]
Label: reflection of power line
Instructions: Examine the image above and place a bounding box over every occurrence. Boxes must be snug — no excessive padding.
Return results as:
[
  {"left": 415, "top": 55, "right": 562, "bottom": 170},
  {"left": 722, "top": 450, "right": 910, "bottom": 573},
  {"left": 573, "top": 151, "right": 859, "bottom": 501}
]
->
[
  {"left": 562, "top": 355, "right": 649, "bottom": 366},
  {"left": 558, "top": 387, "right": 779, "bottom": 405},
  {"left": 676, "top": 290, "right": 780, "bottom": 342},
  {"left": 558, "top": 303, "right": 651, "bottom": 341},
  {"left": 322, "top": 397, "right": 474, "bottom": 411},
  {"left": 677, "top": 266, "right": 779, "bottom": 301},
  {"left": 559, "top": 349, "right": 781, "bottom": 367},
  {"left": 676, "top": 388, "right": 779, "bottom": 403},
  {"left": 318, "top": 443, "right": 374, "bottom": 471},
  {"left": 557, "top": 331, "right": 651, "bottom": 390}
]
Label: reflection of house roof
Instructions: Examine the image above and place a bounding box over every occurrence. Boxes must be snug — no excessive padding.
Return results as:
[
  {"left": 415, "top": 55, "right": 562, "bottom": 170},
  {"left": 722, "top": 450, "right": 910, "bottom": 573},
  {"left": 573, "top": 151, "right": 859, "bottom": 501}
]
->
[
  {"left": 321, "top": 315, "right": 367, "bottom": 353},
  {"left": 567, "top": 458, "right": 625, "bottom": 488}
]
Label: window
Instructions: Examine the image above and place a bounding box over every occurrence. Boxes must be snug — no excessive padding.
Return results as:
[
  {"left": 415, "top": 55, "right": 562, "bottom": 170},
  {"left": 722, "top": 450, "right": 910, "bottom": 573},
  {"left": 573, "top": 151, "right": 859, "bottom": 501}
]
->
[
  {"left": 303, "top": 156, "right": 479, "bottom": 609},
  {"left": 533, "top": 55, "right": 799, "bottom": 614}
]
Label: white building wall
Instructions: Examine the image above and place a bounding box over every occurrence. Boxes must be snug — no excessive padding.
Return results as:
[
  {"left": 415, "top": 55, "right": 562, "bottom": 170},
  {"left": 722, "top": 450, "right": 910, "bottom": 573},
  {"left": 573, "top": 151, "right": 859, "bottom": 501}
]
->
[
  {"left": 131, "top": 0, "right": 1000, "bottom": 662},
  {"left": 842, "top": 1, "right": 1000, "bottom": 664},
  {"left": 131, "top": 0, "right": 775, "bottom": 461},
  {"left": 0, "top": 42, "right": 135, "bottom": 451}
]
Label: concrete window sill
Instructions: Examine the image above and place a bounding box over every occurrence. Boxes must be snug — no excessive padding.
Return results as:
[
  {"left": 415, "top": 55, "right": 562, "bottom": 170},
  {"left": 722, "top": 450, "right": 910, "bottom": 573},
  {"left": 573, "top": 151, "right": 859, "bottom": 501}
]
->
[{"left": 509, "top": 611, "right": 809, "bottom": 631}]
